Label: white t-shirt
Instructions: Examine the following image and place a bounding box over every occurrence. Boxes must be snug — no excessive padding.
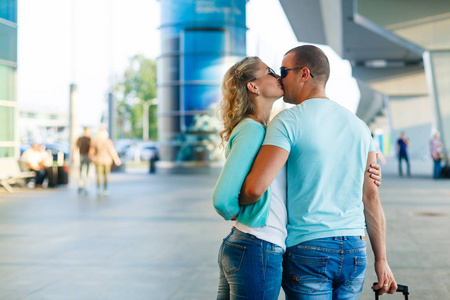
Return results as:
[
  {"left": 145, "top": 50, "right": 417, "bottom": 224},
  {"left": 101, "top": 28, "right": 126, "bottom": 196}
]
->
[
  {"left": 236, "top": 165, "right": 288, "bottom": 250},
  {"left": 22, "top": 148, "right": 43, "bottom": 171}
]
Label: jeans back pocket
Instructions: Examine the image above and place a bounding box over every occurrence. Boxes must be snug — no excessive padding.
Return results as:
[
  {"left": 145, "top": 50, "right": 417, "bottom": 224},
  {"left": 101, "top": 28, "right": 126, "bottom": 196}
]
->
[
  {"left": 286, "top": 252, "right": 329, "bottom": 293},
  {"left": 222, "top": 241, "right": 246, "bottom": 275},
  {"left": 345, "top": 255, "right": 367, "bottom": 294}
]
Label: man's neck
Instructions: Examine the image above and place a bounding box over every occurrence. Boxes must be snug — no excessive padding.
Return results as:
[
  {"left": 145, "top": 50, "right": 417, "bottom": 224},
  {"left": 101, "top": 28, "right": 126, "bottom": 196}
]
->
[{"left": 296, "top": 87, "right": 328, "bottom": 105}]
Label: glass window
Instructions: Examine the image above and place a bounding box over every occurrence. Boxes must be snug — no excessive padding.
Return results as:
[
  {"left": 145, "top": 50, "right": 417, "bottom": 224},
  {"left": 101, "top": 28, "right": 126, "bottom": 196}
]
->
[
  {"left": 0, "top": 106, "right": 14, "bottom": 141},
  {"left": 0, "top": 147, "right": 14, "bottom": 157},
  {"left": 0, "top": 64, "right": 15, "bottom": 101},
  {"left": 0, "top": 23, "right": 17, "bottom": 63},
  {"left": 0, "top": 0, "right": 17, "bottom": 23},
  {"left": 182, "top": 84, "right": 219, "bottom": 113}
]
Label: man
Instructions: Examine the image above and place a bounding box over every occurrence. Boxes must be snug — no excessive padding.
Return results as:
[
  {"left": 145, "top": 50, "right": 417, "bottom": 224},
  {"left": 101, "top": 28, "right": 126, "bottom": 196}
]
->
[
  {"left": 22, "top": 143, "right": 47, "bottom": 188},
  {"left": 239, "top": 45, "right": 396, "bottom": 299},
  {"left": 430, "top": 131, "right": 443, "bottom": 179},
  {"left": 72, "top": 127, "right": 92, "bottom": 194},
  {"left": 396, "top": 132, "right": 411, "bottom": 177}
]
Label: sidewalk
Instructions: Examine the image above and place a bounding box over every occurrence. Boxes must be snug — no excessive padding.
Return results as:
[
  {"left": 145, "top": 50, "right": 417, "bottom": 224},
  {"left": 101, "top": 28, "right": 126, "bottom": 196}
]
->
[{"left": 0, "top": 160, "right": 448, "bottom": 299}]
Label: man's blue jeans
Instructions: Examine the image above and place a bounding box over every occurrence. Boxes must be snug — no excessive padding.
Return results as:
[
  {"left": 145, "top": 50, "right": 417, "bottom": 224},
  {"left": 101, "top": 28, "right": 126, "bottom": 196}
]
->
[
  {"left": 398, "top": 152, "right": 410, "bottom": 176},
  {"left": 79, "top": 154, "right": 90, "bottom": 189},
  {"left": 282, "top": 236, "right": 367, "bottom": 300},
  {"left": 217, "top": 227, "right": 284, "bottom": 300}
]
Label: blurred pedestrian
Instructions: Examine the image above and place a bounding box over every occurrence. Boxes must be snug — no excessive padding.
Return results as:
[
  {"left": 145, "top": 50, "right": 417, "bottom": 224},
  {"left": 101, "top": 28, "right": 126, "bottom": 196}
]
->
[
  {"left": 396, "top": 132, "right": 411, "bottom": 177},
  {"left": 430, "top": 131, "right": 444, "bottom": 179},
  {"left": 91, "top": 128, "right": 121, "bottom": 196},
  {"left": 72, "top": 127, "right": 92, "bottom": 194},
  {"left": 22, "top": 143, "right": 48, "bottom": 188}
]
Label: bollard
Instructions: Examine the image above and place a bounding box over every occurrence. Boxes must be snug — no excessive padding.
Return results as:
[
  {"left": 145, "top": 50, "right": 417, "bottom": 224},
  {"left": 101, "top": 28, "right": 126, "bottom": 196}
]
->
[{"left": 149, "top": 156, "right": 156, "bottom": 173}]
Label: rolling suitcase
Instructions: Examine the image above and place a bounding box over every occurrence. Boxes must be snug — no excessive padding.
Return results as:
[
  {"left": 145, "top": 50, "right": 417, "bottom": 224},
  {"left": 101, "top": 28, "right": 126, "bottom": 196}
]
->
[
  {"left": 373, "top": 282, "right": 409, "bottom": 299},
  {"left": 46, "top": 166, "right": 59, "bottom": 187},
  {"left": 57, "top": 165, "right": 69, "bottom": 185}
]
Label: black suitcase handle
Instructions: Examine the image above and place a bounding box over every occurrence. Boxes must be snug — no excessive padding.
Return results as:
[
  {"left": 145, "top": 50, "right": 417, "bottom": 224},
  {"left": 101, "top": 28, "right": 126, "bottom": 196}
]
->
[{"left": 373, "top": 282, "right": 409, "bottom": 299}]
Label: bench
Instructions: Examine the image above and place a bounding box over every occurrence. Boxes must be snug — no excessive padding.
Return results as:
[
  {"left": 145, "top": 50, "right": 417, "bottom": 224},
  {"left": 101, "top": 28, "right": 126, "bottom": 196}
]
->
[{"left": 0, "top": 158, "right": 36, "bottom": 193}]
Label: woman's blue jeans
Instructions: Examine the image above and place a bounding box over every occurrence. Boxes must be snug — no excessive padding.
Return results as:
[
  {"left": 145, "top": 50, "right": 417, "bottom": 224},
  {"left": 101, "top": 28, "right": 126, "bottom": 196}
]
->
[
  {"left": 217, "top": 227, "right": 284, "bottom": 300},
  {"left": 282, "top": 236, "right": 367, "bottom": 300},
  {"left": 433, "top": 158, "right": 442, "bottom": 179}
]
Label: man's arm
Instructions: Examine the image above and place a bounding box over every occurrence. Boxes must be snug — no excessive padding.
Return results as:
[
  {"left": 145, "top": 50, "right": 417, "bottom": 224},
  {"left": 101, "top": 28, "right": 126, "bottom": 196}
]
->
[
  {"left": 404, "top": 138, "right": 410, "bottom": 147},
  {"left": 239, "top": 147, "right": 383, "bottom": 205},
  {"left": 363, "top": 151, "right": 397, "bottom": 295},
  {"left": 239, "top": 145, "right": 289, "bottom": 205}
]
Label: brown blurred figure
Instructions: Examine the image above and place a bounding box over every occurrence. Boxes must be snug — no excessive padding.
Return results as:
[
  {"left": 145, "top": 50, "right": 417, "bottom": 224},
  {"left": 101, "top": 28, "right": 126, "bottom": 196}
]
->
[
  {"left": 72, "top": 127, "right": 92, "bottom": 194},
  {"left": 90, "top": 129, "right": 121, "bottom": 196}
]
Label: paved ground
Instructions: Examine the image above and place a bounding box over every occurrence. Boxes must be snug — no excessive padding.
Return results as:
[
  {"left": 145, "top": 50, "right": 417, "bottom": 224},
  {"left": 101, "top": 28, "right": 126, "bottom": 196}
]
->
[{"left": 0, "top": 159, "right": 449, "bottom": 299}]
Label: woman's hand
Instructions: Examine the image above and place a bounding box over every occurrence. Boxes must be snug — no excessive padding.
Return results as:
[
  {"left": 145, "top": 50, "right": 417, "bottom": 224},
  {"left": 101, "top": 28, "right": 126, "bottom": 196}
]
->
[{"left": 368, "top": 163, "right": 382, "bottom": 186}]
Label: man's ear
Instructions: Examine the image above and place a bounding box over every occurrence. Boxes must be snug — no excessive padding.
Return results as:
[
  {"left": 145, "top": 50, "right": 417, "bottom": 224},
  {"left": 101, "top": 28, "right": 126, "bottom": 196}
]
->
[{"left": 300, "top": 67, "right": 312, "bottom": 81}]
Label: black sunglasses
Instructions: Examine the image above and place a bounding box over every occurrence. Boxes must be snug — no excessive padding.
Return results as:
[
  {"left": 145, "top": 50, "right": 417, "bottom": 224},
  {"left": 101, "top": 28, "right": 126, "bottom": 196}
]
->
[
  {"left": 280, "top": 66, "right": 314, "bottom": 79},
  {"left": 247, "top": 67, "right": 278, "bottom": 82}
]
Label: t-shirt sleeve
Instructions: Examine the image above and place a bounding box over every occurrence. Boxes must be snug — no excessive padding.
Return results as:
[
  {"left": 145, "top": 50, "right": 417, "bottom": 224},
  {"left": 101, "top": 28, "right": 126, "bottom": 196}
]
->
[
  {"left": 212, "top": 123, "right": 266, "bottom": 220},
  {"left": 263, "top": 110, "right": 296, "bottom": 153},
  {"left": 369, "top": 136, "right": 375, "bottom": 152},
  {"left": 363, "top": 124, "right": 375, "bottom": 152},
  {"left": 361, "top": 120, "right": 377, "bottom": 152}
]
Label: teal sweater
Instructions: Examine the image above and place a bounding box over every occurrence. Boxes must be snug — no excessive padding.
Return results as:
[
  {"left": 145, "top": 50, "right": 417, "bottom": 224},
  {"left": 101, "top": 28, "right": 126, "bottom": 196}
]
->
[{"left": 212, "top": 119, "right": 271, "bottom": 227}]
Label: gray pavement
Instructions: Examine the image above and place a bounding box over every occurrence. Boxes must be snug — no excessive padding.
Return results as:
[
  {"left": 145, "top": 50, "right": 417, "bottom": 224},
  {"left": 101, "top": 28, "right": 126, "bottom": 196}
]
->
[{"left": 0, "top": 159, "right": 449, "bottom": 299}]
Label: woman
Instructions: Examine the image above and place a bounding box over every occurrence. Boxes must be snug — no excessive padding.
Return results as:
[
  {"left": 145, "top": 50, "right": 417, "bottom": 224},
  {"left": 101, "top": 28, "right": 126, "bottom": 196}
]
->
[
  {"left": 213, "top": 57, "right": 286, "bottom": 299},
  {"left": 212, "top": 57, "right": 382, "bottom": 299},
  {"left": 91, "top": 128, "right": 121, "bottom": 196}
]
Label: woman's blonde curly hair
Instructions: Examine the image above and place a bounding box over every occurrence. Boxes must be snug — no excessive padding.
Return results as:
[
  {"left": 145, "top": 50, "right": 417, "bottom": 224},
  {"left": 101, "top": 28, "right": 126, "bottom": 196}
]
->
[{"left": 218, "top": 56, "right": 261, "bottom": 147}]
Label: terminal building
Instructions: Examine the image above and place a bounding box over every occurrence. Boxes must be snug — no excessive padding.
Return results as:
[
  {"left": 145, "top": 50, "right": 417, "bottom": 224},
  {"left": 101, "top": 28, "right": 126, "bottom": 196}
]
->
[
  {"left": 0, "top": 0, "right": 17, "bottom": 159},
  {"left": 2, "top": 0, "right": 449, "bottom": 170},
  {"left": 156, "top": 0, "right": 450, "bottom": 171},
  {"left": 157, "top": 0, "right": 247, "bottom": 171}
]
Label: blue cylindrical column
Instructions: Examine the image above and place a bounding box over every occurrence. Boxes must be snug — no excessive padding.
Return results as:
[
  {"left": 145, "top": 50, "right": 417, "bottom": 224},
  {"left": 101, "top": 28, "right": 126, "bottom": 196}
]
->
[{"left": 157, "top": 0, "right": 247, "bottom": 169}]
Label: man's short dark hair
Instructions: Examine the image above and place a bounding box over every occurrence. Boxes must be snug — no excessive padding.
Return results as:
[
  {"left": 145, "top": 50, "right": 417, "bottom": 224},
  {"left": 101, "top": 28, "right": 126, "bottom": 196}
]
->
[{"left": 286, "top": 45, "right": 330, "bottom": 85}]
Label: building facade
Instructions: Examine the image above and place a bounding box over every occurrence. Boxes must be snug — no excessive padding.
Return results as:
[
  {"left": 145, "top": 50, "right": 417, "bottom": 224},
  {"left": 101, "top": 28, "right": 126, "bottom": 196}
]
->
[
  {"left": 0, "top": 0, "right": 17, "bottom": 158},
  {"left": 157, "top": 0, "right": 247, "bottom": 171}
]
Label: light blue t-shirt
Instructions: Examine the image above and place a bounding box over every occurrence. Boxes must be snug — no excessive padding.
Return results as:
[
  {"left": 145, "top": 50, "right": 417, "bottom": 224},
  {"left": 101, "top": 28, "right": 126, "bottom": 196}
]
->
[
  {"left": 263, "top": 98, "right": 375, "bottom": 247},
  {"left": 212, "top": 118, "right": 272, "bottom": 227}
]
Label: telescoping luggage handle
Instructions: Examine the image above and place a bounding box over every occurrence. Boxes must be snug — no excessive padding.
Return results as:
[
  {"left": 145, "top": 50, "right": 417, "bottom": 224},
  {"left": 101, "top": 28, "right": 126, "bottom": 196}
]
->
[{"left": 373, "top": 282, "right": 409, "bottom": 299}]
